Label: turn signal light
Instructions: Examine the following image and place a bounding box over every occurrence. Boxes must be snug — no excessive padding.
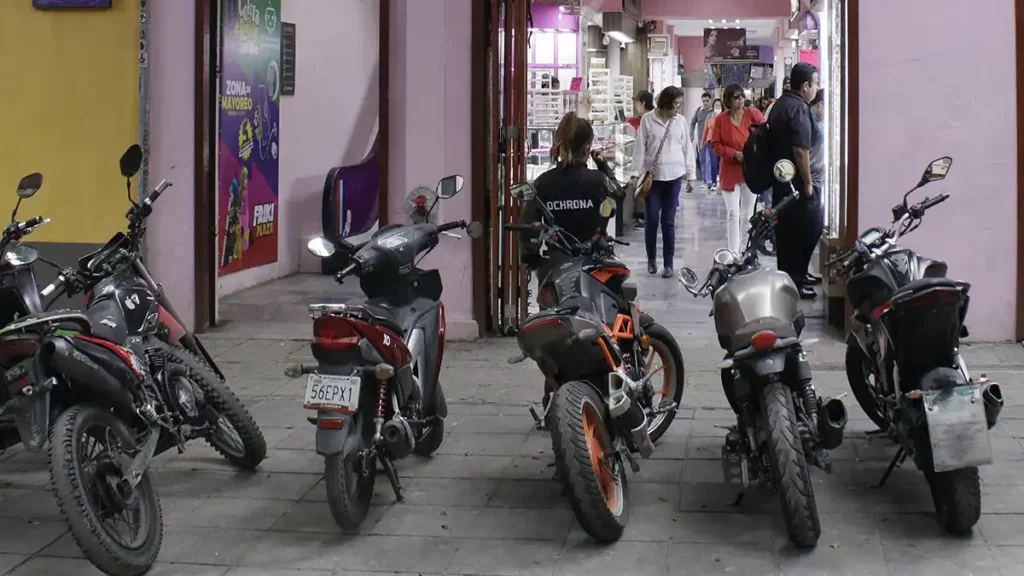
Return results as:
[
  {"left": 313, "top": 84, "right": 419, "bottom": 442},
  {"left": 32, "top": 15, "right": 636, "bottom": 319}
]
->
[{"left": 750, "top": 330, "right": 778, "bottom": 351}]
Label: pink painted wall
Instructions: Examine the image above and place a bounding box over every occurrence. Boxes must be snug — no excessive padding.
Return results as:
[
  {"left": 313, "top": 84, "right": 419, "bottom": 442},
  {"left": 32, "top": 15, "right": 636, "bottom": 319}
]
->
[
  {"left": 147, "top": 0, "right": 197, "bottom": 329},
  {"left": 389, "top": 0, "right": 477, "bottom": 339},
  {"left": 858, "top": 0, "right": 1017, "bottom": 341},
  {"left": 642, "top": 0, "right": 789, "bottom": 19}
]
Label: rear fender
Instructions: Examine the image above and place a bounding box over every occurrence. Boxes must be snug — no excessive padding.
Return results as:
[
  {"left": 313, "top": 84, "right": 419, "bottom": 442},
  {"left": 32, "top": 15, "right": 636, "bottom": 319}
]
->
[
  {"left": 741, "top": 349, "right": 790, "bottom": 377},
  {"left": 315, "top": 412, "right": 365, "bottom": 457}
]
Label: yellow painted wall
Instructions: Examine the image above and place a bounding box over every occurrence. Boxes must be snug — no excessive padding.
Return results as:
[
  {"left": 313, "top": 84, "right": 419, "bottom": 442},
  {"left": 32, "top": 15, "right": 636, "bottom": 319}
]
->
[{"left": 0, "top": 1, "right": 140, "bottom": 244}]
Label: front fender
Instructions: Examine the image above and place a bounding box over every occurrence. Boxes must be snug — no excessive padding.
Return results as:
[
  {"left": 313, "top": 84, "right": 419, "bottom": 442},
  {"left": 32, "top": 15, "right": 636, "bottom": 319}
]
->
[{"left": 315, "top": 412, "right": 366, "bottom": 457}]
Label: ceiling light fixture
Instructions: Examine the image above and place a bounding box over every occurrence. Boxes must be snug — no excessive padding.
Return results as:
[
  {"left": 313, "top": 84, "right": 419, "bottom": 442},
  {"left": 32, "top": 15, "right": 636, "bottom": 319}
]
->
[
  {"left": 606, "top": 30, "right": 634, "bottom": 44},
  {"left": 721, "top": 19, "right": 727, "bottom": 23},
  {"left": 735, "top": 19, "right": 740, "bottom": 23},
  {"left": 708, "top": 19, "right": 714, "bottom": 24}
]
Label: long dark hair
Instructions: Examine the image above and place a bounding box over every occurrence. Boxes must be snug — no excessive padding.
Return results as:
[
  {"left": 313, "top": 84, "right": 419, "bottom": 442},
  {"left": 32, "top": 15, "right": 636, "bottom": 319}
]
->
[{"left": 551, "top": 112, "right": 594, "bottom": 169}]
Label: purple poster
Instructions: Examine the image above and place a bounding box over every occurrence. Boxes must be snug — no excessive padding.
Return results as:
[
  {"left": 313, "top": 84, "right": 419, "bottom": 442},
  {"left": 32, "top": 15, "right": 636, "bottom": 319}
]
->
[
  {"left": 33, "top": 0, "right": 111, "bottom": 7},
  {"left": 218, "top": 0, "right": 282, "bottom": 276}
]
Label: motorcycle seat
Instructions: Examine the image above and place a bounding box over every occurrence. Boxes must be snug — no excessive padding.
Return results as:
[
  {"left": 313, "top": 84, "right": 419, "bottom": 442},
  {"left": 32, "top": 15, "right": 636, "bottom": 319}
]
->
[
  {"left": 726, "top": 317, "right": 798, "bottom": 352},
  {"left": 891, "top": 277, "right": 967, "bottom": 303},
  {"left": 349, "top": 303, "right": 403, "bottom": 335},
  {"left": 7, "top": 309, "right": 93, "bottom": 335}
]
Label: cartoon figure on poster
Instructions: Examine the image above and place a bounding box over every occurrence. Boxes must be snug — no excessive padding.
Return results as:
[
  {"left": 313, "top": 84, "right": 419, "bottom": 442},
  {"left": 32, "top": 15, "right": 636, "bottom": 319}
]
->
[{"left": 217, "top": 0, "right": 282, "bottom": 276}]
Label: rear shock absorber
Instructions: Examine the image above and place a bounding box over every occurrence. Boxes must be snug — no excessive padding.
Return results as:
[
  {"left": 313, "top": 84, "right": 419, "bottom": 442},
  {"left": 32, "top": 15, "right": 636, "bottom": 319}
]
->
[{"left": 373, "top": 364, "right": 395, "bottom": 443}]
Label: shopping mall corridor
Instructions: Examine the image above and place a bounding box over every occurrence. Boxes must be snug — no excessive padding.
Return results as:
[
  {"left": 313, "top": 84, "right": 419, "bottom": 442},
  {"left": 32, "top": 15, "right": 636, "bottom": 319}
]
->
[{"left": 1, "top": 187, "right": 1023, "bottom": 575}]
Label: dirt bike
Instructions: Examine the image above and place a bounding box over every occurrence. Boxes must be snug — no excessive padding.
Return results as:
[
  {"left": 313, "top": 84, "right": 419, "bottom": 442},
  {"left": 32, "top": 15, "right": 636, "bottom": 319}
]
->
[
  {"left": 827, "top": 156, "right": 1002, "bottom": 534},
  {"left": 284, "top": 175, "right": 483, "bottom": 531},
  {"left": 0, "top": 145, "right": 265, "bottom": 575},
  {"left": 678, "top": 159, "right": 848, "bottom": 548},
  {"left": 505, "top": 183, "right": 686, "bottom": 543}
]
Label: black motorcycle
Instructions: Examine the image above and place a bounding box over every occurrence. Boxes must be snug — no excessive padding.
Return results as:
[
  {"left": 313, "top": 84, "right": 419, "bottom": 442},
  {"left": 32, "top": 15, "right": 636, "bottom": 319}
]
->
[
  {"left": 0, "top": 145, "right": 265, "bottom": 575},
  {"left": 829, "top": 156, "right": 1003, "bottom": 534},
  {"left": 505, "top": 183, "right": 686, "bottom": 542}
]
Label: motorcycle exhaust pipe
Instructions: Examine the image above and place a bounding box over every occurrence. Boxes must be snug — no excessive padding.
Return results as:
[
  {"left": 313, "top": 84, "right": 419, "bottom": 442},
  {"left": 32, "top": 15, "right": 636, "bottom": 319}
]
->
[
  {"left": 44, "top": 339, "right": 136, "bottom": 416},
  {"left": 608, "top": 376, "right": 654, "bottom": 459},
  {"left": 816, "top": 397, "right": 848, "bottom": 451},
  {"left": 982, "top": 382, "right": 1003, "bottom": 430}
]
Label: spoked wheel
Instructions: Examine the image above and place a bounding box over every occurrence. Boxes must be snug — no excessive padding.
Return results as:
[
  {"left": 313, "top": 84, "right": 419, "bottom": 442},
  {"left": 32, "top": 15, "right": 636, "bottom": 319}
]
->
[
  {"left": 549, "top": 381, "right": 628, "bottom": 543},
  {"left": 325, "top": 439, "right": 377, "bottom": 531},
  {"left": 49, "top": 405, "right": 163, "bottom": 576},
  {"left": 844, "top": 341, "right": 889, "bottom": 431},
  {"left": 159, "top": 342, "right": 267, "bottom": 469},
  {"left": 640, "top": 323, "right": 686, "bottom": 443}
]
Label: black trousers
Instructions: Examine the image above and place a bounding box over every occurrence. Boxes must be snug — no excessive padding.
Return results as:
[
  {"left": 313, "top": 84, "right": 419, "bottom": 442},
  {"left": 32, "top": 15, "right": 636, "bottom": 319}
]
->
[{"left": 773, "top": 184, "right": 824, "bottom": 285}]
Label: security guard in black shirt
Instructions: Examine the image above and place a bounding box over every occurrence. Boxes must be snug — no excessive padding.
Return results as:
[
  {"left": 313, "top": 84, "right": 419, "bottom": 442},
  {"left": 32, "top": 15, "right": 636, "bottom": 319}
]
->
[{"left": 521, "top": 112, "right": 624, "bottom": 264}]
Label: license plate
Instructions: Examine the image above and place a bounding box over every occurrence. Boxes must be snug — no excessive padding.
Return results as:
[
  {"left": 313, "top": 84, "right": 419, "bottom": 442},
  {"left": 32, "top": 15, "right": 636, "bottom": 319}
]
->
[
  {"left": 923, "top": 385, "right": 992, "bottom": 472},
  {"left": 303, "top": 374, "right": 361, "bottom": 413}
]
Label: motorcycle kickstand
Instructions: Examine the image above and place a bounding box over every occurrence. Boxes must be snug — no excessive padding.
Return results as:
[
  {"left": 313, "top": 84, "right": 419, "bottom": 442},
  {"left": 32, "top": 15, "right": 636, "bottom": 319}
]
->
[
  {"left": 529, "top": 395, "right": 551, "bottom": 430},
  {"left": 876, "top": 446, "right": 907, "bottom": 488},
  {"left": 377, "top": 452, "right": 405, "bottom": 502}
]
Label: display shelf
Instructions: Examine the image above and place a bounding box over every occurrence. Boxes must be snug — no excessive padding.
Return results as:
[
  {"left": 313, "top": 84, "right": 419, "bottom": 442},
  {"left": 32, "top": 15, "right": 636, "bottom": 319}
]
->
[
  {"left": 524, "top": 121, "right": 634, "bottom": 184},
  {"left": 611, "top": 75, "right": 634, "bottom": 123},
  {"left": 588, "top": 68, "right": 612, "bottom": 124},
  {"left": 528, "top": 89, "right": 564, "bottom": 127}
]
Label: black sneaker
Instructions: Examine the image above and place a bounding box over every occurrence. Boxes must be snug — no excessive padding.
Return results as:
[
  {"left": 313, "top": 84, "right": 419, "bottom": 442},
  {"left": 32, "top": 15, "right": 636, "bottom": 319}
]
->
[
  {"left": 648, "top": 262, "right": 658, "bottom": 275},
  {"left": 662, "top": 267, "right": 674, "bottom": 279}
]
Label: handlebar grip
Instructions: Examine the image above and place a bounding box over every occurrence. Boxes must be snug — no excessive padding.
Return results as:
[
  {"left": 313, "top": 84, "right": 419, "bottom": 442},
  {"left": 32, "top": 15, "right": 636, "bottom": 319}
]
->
[
  {"left": 437, "top": 220, "right": 466, "bottom": 233},
  {"left": 505, "top": 223, "right": 535, "bottom": 231},
  {"left": 147, "top": 179, "right": 172, "bottom": 205},
  {"left": 21, "top": 216, "right": 44, "bottom": 230},
  {"left": 335, "top": 262, "right": 359, "bottom": 282},
  {"left": 40, "top": 274, "right": 66, "bottom": 298},
  {"left": 920, "top": 193, "right": 949, "bottom": 211},
  {"left": 772, "top": 192, "right": 799, "bottom": 217}
]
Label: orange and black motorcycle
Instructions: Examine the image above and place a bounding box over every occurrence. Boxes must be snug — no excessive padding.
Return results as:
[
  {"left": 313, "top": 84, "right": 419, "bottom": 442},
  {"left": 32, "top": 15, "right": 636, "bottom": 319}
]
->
[{"left": 506, "top": 182, "right": 685, "bottom": 542}]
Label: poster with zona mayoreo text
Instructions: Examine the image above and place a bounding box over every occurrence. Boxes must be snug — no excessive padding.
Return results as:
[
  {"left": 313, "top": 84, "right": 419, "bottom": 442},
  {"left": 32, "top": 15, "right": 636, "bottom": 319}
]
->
[{"left": 218, "top": 0, "right": 281, "bottom": 276}]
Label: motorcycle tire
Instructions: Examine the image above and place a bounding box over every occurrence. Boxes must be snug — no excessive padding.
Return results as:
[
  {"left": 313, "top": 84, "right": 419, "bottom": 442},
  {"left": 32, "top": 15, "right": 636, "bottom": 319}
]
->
[
  {"left": 763, "top": 382, "right": 821, "bottom": 548},
  {"left": 844, "top": 340, "right": 889, "bottom": 431},
  {"left": 325, "top": 441, "right": 377, "bottom": 530},
  {"left": 159, "top": 342, "right": 267, "bottom": 470},
  {"left": 413, "top": 385, "right": 446, "bottom": 457},
  {"left": 549, "top": 381, "right": 628, "bottom": 543},
  {"left": 643, "top": 322, "right": 686, "bottom": 443},
  {"left": 926, "top": 467, "right": 981, "bottom": 535},
  {"left": 49, "top": 404, "right": 163, "bottom": 576}
]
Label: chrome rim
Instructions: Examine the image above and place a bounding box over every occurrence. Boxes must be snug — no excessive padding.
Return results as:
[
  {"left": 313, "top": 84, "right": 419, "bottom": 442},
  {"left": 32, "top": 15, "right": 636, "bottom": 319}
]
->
[
  {"left": 79, "top": 424, "right": 151, "bottom": 550},
  {"left": 211, "top": 414, "right": 246, "bottom": 458}
]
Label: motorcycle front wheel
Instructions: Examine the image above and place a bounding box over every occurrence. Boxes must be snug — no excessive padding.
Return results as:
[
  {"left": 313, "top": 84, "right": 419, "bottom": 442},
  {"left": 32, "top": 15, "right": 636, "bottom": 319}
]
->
[
  {"left": 325, "top": 440, "right": 377, "bottom": 530},
  {"left": 49, "top": 404, "right": 163, "bottom": 576},
  {"left": 763, "top": 382, "right": 821, "bottom": 548},
  {"left": 549, "top": 381, "right": 628, "bottom": 543}
]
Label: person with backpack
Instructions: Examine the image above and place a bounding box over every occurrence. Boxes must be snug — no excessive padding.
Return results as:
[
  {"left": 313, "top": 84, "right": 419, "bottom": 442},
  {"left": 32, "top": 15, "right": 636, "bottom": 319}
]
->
[
  {"left": 710, "top": 84, "right": 764, "bottom": 256},
  {"left": 765, "top": 62, "right": 820, "bottom": 299}
]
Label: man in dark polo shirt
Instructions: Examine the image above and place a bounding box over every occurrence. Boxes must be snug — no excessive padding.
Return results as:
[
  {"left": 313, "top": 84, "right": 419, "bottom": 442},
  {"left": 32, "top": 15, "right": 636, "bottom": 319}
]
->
[{"left": 766, "top": 62, "right": 820, "bottom": 299}]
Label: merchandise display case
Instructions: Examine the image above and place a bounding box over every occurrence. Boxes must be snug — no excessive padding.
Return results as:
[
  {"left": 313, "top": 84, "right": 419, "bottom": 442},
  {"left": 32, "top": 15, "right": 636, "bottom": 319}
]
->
[
  {"left": 588, "top": 69, "right": 612, "bottom": 123},
  {"left": 524, "top": 121, "right": 635, "bottom": 185}
]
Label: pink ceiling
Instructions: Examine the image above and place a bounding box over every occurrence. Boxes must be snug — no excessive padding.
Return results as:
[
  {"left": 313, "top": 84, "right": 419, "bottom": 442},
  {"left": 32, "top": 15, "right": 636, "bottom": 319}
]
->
[{"left": 584, "top": 0, "right": 790, "bottom": 20}]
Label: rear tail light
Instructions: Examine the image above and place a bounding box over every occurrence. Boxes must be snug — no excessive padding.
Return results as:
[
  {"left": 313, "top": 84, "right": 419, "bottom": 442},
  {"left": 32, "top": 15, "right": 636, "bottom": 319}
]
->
[
  {"left": 898, "top": 288, "right": 961, "bottom": 310},
  {"left": 313, "top": 316, "right": 363, "bottom": 350},
  {"left": 537, "top": 284, "right": 556, "bottom": 308},
  {"left": 750, "top": 330, "right": 778, "bottom": 351}
]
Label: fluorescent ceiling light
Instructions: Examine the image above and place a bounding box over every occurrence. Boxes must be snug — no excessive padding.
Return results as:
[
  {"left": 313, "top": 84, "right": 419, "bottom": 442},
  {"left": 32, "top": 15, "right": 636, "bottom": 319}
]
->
[
  {"left": 721, "top": 19, "right": 727, "bottom": 23},
  {"left": 708, "top": 19, "right": 714, "bottom": 24},
  {"left": 735, "top": 19, "right": 741, "bottom": 23},
  {"left": 607, "top": 30, "right": 634, "bottom": 44}
]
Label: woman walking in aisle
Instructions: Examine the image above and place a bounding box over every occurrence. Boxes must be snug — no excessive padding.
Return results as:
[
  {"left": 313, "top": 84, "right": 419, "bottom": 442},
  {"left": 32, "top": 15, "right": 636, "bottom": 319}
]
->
[
  {"left": 710, "top": 83, "right": 765, "bottom": 256},
  {"left": 631, "top": 86, "right": 697, "bottom": 278},
  {"left": 700, "top": 98, "right": 723, "bottom": 191}
]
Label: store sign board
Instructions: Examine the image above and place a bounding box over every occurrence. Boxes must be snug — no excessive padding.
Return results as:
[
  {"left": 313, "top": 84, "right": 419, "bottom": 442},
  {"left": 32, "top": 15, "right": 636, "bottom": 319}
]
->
[
  {"left": 33, "top": 0, "right": 111, "bottom": 7},
  {"left": 281, "top": 22, "right": 296, "bottom": 96},
  {"left": 704, "top": 28, "right": 748, "bottom": 61},
  {"left": 621, "top": 0, "right": 641, "bottom": 23}
]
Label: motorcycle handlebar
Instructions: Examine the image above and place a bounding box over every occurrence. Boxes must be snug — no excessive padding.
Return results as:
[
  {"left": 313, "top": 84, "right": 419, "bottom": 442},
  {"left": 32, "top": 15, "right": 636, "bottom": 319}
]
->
[
  {"left": 147, "top": 179, "right": 172, "bottom": 205},
  {"left": 919, "top": 193, "right": 948, "bottom": 211},
  {"left": 437, "top": 220, "right": 466, "bottom": 233},
  {"left": 335, "top": 262, "right": 359, "bottom": 283},
  {"left": 505, "top": 223, "right": 535, "bottom": 231}
]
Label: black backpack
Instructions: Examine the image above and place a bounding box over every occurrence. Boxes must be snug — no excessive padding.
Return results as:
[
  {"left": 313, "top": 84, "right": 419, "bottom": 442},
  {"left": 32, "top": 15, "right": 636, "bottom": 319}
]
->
[{"left": 742, "top": 122, "right": 775, "bottom": 195}]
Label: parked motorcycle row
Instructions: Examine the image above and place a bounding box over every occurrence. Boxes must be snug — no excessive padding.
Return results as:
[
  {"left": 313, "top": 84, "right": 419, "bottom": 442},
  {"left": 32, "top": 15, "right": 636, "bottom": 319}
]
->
[
  {"left": 285, "top": 153, "right": 1004, "bottom": 552},
  {"left": 0, "top": 146, "right": 999, "bottom": 574}
]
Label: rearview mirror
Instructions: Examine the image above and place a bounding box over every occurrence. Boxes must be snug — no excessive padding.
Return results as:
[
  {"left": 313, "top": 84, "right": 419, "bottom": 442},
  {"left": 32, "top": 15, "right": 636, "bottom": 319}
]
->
[
  {"left": 678, "top": 268, "right": 699, "bottom": 293},
  {"left": 773, "top": 159, "right": 796, "bottom": 184},
  {"left": 436, "top": 175, "right": 464, "bottom": 199},
  {"left": 119, "top": 144, "right": 144, "bottom": 178},
  {"left": 599, "top": 198, "right": 615, "bottom": 218},
  {"left": 306, "top": 237, "right": 336, "bottom": 258},
  {"left": 509, "top": 182, "right": 538, "bottom": 201},
  {"left": 921, "top": 156, "right": 952, "bottom": 184},
  {"left": 467, "top": 221, "right": 484, "bottom": 239},
  {"left": 16, "top": 173, "right": 42, "bottom": 199}
]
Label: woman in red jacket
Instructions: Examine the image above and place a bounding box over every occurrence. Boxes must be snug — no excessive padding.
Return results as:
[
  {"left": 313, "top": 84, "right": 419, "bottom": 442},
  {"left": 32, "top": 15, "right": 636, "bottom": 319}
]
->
[{"left": 710, "top": 83, "right": 764, "bottom": 255}]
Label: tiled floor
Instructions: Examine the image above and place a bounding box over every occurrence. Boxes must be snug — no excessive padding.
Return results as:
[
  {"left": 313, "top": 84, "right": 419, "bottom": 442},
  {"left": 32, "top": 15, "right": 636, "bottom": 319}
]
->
[{"left": 1, "top": 186, "right": 1021, "bottom": 575}]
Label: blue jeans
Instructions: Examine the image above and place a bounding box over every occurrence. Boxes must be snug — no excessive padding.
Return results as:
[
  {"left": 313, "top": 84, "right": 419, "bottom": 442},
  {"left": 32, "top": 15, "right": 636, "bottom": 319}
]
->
[
  {"left": 701, "top": 143, "right": 720, "bottom": 185},
  {"left": 644, "top": 178, "right": 683, "bottom": 269}
]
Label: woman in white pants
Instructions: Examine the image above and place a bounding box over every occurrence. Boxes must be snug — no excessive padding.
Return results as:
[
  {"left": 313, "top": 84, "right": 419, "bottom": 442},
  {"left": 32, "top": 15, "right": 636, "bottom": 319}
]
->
[{"left": 710, "top": 83, "right": 766, "bottom": 255}]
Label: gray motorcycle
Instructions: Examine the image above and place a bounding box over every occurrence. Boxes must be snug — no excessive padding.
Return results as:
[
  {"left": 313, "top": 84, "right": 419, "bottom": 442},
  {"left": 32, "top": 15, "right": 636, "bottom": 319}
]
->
[{"left": 678, "top": 159, "right": 847, "bottom": 548}]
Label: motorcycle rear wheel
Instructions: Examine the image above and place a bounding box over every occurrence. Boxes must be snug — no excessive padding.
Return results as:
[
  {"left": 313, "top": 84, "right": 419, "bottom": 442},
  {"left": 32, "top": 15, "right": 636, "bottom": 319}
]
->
[
  {"left": 927, "top": 467, "right": 981, "bottom": 535},
  {"left": 763, "top": 382, "right": 821, "bottom": 548},
  {"left": 325, "top": 444, "right": 377, "bottom": 530},
  {"left": 844, "top": 341, "right": 889, "bottom": 431},
  {"left": 49, "top": 404, "right": 163, "bottom": 576},
  {"left": 549, "top": 381, "right": 628, "bottom": 543}
]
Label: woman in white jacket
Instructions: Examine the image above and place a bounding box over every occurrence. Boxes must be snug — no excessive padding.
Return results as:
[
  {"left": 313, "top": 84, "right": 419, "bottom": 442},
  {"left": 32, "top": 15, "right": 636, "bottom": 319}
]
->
[{"left": 631, "top": 86, "right": 698, "bottom": 278}]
